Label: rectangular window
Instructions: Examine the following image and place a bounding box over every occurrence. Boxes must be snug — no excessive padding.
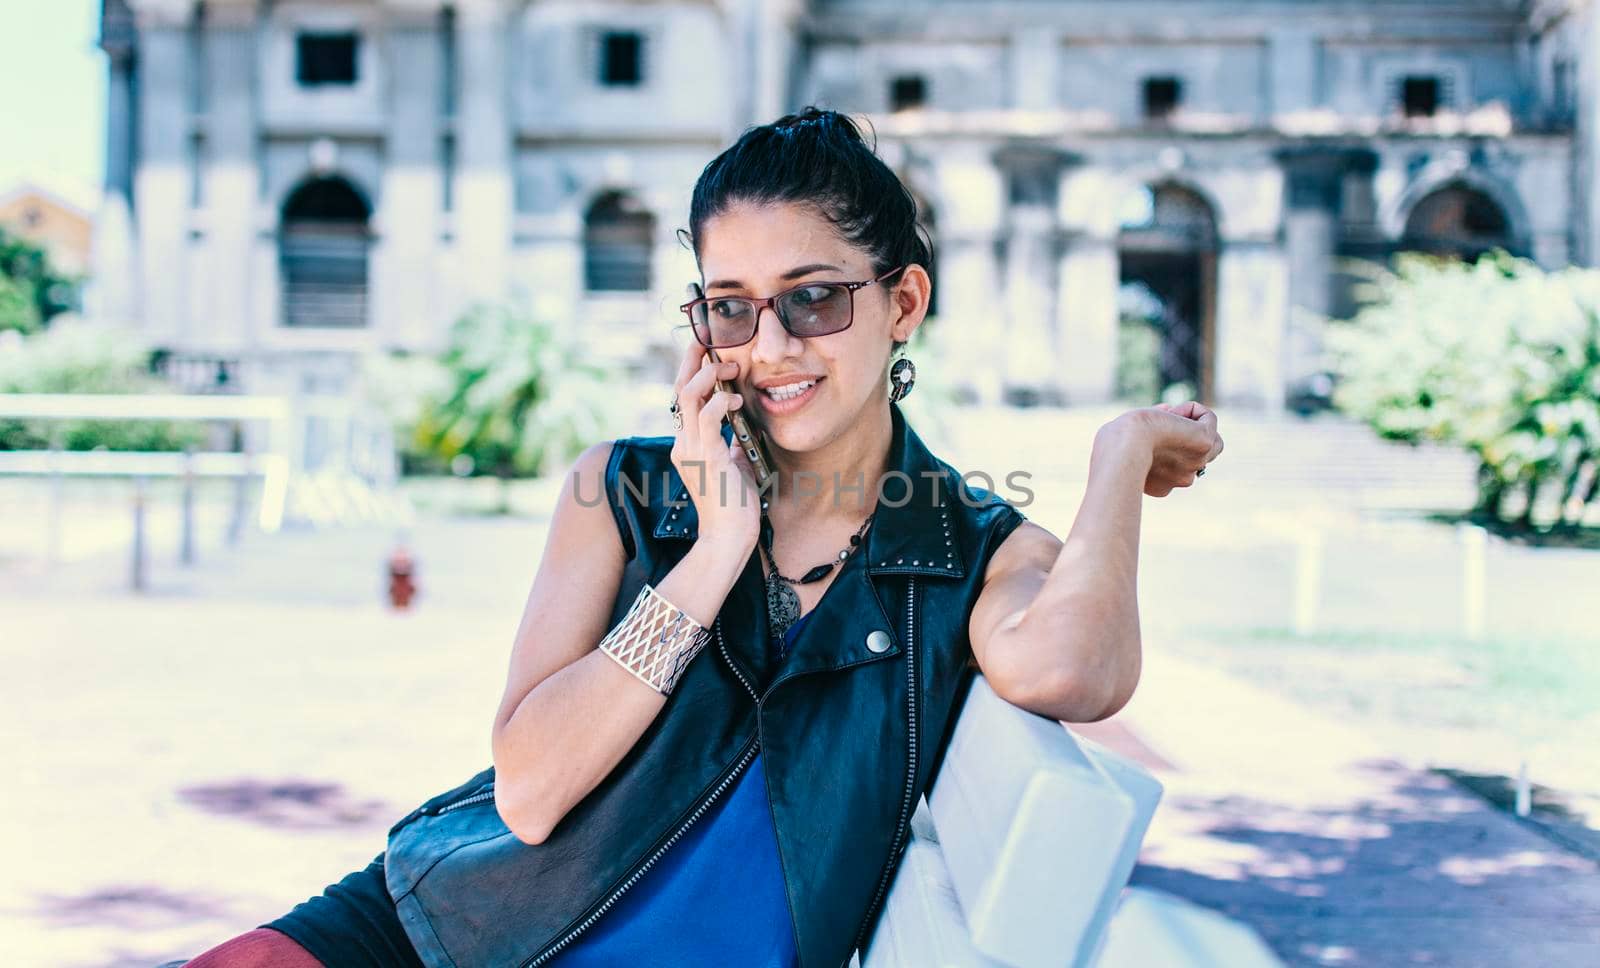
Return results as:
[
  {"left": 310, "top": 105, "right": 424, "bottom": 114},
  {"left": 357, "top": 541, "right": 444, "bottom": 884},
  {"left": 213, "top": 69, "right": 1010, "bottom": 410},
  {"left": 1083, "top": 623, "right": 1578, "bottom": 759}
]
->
[
  {"left": 296, "top": 32, "right": 359, "bottom": 87},
  {"left": 600, "top": 31, "right": 643, "bottom": 86},
  {"left": 890, "top": 75, "right": 926, "bottom": 112},
  {"left": 1401, "top": 75, "right": 1439, "bottom": 117},
  {"left": 1143, "top": 76, "right": 1181, "bottom": 121}
]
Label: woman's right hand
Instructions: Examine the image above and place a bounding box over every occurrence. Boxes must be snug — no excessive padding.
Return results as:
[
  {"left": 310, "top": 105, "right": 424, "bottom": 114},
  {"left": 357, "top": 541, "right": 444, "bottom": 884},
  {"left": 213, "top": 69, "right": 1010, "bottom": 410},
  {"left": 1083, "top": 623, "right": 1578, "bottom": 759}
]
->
[{"left": 670, "top": 340, "right": 762, "bottom": 558}]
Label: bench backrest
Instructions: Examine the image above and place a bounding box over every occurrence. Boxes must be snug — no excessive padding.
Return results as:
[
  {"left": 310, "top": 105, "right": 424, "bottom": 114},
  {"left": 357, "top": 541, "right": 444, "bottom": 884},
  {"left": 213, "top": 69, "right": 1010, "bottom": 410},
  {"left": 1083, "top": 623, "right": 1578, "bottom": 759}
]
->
[{"left": 860, "top": 674, "right": 1164, "bottom": 968}]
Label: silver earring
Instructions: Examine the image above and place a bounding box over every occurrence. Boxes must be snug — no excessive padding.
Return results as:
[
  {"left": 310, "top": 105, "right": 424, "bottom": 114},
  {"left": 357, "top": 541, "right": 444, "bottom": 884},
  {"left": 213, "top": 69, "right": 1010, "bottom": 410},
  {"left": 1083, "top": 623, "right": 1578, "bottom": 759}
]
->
[{"left": 888, "top": 356, "right": 917, "bottom": 403}]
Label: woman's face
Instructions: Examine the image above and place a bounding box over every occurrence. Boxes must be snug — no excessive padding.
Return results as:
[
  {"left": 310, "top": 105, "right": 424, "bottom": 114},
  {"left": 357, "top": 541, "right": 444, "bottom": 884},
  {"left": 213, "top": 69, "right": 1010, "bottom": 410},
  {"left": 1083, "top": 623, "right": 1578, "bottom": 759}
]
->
[{"left": 696, "top": 200, "right": 928, "bottom": 455}]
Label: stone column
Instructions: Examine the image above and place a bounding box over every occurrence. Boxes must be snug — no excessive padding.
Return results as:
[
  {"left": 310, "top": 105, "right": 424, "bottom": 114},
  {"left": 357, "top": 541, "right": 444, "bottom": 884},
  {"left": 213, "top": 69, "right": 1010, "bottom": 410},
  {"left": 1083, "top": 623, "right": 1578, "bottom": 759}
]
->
[
  {"left": 1276, "top": 148, "right": 1343, "bottom": 389},
  {"left": 198, "top": 0, "right": 258, "bottom": 351},
  {"left": 129, "top": 0, "right": 197, "bottom": 345},
  {"left": 1576, "top": 2, "right": 1600, "bottom": 266},
  {"left": 1056, "top": 167, "right": 1121, "bottom": 405},
  {"left": 452, "top": 0, "right": 513, "bottom": 306},
  {"left": 931, "top": 156, "right": 1006, "bottom": 405},
  {"left": 92, "top": 4, "right": 139, "bottom": 327},
  {"left": 1213, "top": 237, "right": 1288, "bottom": 411},
  {"left": 378, "top": 1, "right": 445, "bottom": 348},
  {"left": 1055, "top": 232, "right": 1118, "bottom": 405},
  {"left": 1001, "top": 205, "right": 1062, "bottom": 402},
  {"left": 748, "top": 0, "right": 803, "bottom": 128},
  {"left": 994, "top": 144, "right": 1072, "bottom": 405}
]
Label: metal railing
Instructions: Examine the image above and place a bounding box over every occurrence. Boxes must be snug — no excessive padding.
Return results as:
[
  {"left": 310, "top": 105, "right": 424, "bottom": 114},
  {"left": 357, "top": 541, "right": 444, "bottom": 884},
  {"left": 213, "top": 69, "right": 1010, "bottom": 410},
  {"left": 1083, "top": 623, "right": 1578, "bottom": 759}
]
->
[{"left": 0, "top": 393, "right": 405, "bottom": 590}]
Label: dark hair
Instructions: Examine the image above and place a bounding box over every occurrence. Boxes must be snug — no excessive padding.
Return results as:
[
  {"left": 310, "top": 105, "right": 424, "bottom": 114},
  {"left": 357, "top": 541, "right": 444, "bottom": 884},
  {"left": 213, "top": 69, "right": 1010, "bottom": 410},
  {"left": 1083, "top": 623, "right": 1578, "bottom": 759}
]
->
[{"left": 680, "top": 107, "right": 933, "bottom": 356}]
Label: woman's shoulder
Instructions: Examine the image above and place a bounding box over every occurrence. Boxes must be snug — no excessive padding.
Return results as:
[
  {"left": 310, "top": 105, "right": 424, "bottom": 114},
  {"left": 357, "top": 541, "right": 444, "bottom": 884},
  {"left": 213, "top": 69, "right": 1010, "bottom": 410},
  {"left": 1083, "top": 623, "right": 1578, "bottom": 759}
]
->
[{"left": 936, "top": 459, "right": 1029, "bottom": 541}]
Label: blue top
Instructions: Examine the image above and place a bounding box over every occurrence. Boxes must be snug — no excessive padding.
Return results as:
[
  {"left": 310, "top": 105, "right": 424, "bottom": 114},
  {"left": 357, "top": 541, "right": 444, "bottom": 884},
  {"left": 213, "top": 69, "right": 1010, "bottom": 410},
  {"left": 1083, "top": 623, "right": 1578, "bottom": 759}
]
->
[{"left": 546, "top": 611, "right": 811, "bottom": 968}]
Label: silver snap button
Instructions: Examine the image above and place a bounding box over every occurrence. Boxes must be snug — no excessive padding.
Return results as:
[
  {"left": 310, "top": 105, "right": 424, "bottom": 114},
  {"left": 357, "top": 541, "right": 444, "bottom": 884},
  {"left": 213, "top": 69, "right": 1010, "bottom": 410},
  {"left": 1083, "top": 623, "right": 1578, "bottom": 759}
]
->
[{"left": 866, "top": 630, "right": 892, "bottom": 654}]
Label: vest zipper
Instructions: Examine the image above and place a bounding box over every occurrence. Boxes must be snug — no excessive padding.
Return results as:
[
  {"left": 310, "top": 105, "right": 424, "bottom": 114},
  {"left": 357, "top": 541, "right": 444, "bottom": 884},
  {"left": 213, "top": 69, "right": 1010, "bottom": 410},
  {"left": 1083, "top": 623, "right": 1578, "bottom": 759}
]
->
[
  {"left": 850, "top": 576, "right": 920, "bottom": 957},
  {"left": 431, "top": 789, "right": 494, "bottom": 815},
  {"left": 521, "top": 617, "right": 760, "bottom": 968}
]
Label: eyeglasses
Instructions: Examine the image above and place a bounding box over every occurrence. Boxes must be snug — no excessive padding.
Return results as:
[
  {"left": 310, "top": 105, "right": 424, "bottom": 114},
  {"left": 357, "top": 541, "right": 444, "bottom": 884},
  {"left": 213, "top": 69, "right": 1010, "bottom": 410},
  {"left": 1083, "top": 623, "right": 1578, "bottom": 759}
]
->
[{"left": 679, "top": 266, "right": 907, "bottom": 349}]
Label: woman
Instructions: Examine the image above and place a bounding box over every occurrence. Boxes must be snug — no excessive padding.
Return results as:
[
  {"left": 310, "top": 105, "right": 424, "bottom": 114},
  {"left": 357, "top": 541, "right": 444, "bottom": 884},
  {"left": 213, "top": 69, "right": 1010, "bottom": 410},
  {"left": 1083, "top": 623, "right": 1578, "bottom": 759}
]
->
[{"left": 180, "top": 107, "right": 1222, "bottom": 968}]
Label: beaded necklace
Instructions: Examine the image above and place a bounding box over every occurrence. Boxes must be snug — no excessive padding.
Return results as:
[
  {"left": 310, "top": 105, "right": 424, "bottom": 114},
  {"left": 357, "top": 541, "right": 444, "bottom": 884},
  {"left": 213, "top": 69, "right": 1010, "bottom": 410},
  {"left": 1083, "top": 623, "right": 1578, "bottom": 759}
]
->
[{"left": 757, "top": 509, "right": 875, "bottom": 646}]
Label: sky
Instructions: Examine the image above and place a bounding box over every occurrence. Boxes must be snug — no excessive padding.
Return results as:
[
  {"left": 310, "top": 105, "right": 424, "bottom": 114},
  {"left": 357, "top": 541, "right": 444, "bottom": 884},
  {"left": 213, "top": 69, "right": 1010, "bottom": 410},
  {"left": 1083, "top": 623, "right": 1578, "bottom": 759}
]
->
[{"left": 0, "top": 0, "right": 105, "bottom": 208}]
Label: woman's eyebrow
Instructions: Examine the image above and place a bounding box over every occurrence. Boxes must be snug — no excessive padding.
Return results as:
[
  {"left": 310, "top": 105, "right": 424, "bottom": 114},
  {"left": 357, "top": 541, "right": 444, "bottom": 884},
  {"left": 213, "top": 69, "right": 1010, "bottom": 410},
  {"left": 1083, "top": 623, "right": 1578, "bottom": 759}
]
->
[{"left": 706, "top": 263, "right": 841, "bottom": 290}]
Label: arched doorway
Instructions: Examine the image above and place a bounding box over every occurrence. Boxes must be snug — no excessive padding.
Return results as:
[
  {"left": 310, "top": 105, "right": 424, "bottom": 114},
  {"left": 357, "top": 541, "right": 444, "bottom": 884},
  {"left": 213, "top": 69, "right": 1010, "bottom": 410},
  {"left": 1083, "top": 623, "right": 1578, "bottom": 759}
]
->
[
  {"left": 1400, "top": 183, "right": 1514, "bottom": 261},
  {"left": 1116, "top": 183, "right": 1217, "bottom": 404},
  {"left": 584, "top": 191, "right": 654, "bottom": 292},
  {"left": 279, "top": 176, "right": 371, "bottom": 328}
]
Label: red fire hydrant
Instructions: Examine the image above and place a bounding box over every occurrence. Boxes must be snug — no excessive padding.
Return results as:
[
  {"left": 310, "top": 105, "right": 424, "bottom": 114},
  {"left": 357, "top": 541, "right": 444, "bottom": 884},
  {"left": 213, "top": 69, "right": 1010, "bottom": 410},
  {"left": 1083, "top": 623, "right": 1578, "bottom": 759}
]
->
[{"left": 387, "top": 544, "right": 417, "bottom": 610}]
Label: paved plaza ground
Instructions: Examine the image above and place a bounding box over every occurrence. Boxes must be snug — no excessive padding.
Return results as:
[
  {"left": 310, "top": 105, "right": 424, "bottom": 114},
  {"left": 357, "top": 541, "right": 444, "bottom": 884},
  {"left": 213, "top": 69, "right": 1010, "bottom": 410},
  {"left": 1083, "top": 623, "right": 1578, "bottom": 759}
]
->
[{"left": 4, "top": 407, "right": 1599, "bottom": 967}]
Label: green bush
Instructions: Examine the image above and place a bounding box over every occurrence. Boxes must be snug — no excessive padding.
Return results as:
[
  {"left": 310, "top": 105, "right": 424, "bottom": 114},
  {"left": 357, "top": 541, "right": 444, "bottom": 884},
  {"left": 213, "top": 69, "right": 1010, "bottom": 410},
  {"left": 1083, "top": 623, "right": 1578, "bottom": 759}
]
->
[
  {"left": 1325, "top": 251, "right": 1600, "bottom": 533},
  {"left": 0, "top": 319, "right": 207, "bottom": 451},
  {"left": 410, "top": 302, "right": 611, "bottom": 508}
]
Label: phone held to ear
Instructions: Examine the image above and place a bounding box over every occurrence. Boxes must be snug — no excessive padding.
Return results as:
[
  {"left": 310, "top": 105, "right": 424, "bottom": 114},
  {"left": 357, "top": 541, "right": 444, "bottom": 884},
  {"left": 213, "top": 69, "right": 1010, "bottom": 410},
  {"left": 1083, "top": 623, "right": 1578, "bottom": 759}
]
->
[{"left": 687, "top": 283, "right": 775, "bottom": 491}]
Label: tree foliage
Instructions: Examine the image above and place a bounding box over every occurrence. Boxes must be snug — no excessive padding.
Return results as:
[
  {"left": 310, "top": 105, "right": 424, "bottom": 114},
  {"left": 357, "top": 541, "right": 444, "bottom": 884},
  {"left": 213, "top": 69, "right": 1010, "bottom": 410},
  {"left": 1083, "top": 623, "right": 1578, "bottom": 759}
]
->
[
  {"left": 412, "top": 302, "right": 610, "bottom": 495},
  {"left": 0, "top": 227, "right": 78, "bottom": 334},
  {"left": 1326, "top": 251, "right": 1600, "bottom": 534}
]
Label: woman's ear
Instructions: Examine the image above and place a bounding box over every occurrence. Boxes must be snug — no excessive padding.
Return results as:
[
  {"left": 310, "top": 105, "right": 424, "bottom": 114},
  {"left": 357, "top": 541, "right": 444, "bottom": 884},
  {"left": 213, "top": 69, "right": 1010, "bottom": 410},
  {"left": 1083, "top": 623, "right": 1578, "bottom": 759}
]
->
[{"left": 890, "top": 264, "right": 932, "bottom": 341}]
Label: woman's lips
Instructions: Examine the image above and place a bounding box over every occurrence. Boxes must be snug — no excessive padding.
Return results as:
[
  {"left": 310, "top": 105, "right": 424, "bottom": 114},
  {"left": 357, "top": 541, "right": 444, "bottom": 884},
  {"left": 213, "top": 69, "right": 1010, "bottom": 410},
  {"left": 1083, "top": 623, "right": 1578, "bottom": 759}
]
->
[{"left": 756, "top": 377, "right": 823, "bottom": 415}]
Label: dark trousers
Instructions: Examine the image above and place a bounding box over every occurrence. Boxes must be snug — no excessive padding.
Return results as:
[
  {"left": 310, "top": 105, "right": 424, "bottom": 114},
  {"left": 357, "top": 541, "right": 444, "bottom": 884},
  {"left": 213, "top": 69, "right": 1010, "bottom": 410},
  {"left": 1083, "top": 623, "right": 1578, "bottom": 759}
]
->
[{"left": 260, "top": 851, "right": 426, "bottom": 968}]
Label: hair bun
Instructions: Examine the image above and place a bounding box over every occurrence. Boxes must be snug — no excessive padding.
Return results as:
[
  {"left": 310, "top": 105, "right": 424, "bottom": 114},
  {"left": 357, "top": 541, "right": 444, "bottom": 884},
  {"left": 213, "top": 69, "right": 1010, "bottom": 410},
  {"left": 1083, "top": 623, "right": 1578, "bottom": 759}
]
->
[{"left": 772, "top": 106, "right": 865, "bottom": 145}]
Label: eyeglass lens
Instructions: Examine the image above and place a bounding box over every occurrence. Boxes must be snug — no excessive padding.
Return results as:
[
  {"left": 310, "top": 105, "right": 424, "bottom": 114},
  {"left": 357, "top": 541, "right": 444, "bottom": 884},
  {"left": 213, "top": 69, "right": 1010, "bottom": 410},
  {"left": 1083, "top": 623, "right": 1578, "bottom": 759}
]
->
[{"left": 690, "top": 284, "right": 853, "bottom": 347}]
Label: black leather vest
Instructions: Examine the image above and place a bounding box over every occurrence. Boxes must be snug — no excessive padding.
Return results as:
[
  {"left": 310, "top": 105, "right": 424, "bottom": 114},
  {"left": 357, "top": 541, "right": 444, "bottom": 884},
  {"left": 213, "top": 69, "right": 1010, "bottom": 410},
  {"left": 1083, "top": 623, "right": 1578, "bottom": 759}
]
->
[{"left": 382, "top": 402, "right": 1027, "bottom": 968}]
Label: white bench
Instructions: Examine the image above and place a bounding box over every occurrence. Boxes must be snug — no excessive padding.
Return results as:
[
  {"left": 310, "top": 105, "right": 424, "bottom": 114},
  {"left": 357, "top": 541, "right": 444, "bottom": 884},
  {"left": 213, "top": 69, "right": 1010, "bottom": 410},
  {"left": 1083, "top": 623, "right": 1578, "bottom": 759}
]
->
[{"left": 858, "top": 674, "right": 1285, "bottom": 968}]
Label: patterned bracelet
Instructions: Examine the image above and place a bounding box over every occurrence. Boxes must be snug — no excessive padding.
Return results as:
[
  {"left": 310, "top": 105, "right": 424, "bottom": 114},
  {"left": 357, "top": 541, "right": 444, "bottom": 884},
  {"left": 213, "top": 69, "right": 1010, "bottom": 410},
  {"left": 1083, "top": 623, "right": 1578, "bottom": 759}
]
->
[{"left": 597, "top": 583, "right": 714, "bottom": 695}]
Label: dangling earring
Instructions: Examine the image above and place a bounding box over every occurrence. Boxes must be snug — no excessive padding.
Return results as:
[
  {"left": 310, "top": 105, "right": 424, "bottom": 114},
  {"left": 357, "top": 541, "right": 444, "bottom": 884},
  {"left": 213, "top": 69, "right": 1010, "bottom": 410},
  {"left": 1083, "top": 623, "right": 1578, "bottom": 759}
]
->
[{"left": 888, "top": 356, "right": 917, "bottom": 403}]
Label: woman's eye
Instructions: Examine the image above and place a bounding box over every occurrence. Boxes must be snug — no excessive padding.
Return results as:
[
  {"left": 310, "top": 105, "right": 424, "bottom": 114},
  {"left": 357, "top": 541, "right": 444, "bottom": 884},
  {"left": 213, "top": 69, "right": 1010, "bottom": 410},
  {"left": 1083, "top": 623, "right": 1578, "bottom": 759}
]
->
[
  {"left": 711, "top": 300, "right": 751, "bottom": 319},
  {"left": 792, "top": 286, "right": 837, "bottom": 306}
]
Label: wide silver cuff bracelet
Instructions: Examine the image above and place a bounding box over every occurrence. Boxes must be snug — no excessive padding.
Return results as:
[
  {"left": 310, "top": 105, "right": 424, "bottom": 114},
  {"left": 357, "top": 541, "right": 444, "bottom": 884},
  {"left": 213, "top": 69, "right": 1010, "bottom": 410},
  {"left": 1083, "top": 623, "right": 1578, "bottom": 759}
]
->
[{"left": 597, "top": 583, "right": 713, "bottom": 695}]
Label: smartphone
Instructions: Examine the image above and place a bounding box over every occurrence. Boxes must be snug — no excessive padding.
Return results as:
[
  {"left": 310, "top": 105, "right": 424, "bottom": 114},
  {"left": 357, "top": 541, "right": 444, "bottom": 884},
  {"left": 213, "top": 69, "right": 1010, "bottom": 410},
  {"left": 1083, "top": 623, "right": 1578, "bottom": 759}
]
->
[{"left": 687, "top": 282, "right": 774, "bottom": 492}]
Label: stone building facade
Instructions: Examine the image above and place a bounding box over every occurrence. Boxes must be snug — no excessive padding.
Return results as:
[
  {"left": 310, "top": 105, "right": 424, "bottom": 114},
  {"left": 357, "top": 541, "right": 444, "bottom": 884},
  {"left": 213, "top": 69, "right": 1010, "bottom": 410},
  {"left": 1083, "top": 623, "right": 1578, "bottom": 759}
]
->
[{"left": 97, "top": 0, "right": 1600, "bottom": 409}]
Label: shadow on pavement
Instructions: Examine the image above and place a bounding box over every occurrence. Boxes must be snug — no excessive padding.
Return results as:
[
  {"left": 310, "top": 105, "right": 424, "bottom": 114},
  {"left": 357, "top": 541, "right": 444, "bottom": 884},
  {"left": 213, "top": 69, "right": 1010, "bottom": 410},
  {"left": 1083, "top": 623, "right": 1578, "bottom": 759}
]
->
[
  {"left": 1130, "top": 759, "right": 1600, "bottom": 967},
  {"left": 175, "top": 777, "right": 394, "bottom": 830}
]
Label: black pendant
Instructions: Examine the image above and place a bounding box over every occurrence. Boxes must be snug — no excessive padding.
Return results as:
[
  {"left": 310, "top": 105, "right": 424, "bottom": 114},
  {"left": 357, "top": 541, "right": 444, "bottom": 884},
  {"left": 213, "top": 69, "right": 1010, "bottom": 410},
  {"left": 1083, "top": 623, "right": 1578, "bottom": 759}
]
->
[{"left": 766, "top": 573, "right": 801, "bottom": 642}]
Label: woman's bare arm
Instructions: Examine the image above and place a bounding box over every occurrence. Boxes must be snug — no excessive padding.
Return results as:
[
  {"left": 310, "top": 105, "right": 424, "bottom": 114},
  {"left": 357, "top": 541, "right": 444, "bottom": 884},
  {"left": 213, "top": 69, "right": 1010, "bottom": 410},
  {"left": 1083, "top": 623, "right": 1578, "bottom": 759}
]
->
[{"left": 489, "top": 440, "right": 750, "bottom": 845}]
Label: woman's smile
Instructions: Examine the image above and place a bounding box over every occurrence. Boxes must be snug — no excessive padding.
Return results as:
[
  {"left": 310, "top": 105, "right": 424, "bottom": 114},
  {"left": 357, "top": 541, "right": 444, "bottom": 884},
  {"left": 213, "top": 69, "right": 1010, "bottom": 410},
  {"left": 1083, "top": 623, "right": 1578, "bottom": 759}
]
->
[{"left": 754, "top": 375, "right": 824, "bottom": 415}]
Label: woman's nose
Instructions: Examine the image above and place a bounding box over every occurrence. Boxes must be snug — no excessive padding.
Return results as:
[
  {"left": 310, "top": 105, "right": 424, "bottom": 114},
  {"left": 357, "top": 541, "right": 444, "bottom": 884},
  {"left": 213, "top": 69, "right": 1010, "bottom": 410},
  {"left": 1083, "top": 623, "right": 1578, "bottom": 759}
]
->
[{"left": 750, "top": 305, "right": 800, "bottom": 363}]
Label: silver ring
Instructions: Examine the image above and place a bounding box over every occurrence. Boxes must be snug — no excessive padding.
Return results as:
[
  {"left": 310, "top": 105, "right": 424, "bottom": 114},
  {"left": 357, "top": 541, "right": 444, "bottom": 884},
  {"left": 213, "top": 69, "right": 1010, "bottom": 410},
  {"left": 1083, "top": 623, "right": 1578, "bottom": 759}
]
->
[
  {"left": 669, "top": 395, "right": 683, "bottom": 430},
  {"left": 1196, "top": 466, "right": 1206, "bottom": 478}
]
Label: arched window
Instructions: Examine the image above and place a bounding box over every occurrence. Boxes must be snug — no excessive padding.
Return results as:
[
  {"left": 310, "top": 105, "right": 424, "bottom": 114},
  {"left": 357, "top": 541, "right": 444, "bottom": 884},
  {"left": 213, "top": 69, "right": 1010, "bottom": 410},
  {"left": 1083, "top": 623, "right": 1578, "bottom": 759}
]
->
[
  {"left": 584, "top": 191, "right": 654, "bottom": 292},
  {"left": 279, "top": 176, "right": 371, "bottom": 328},
  {"left": 1400, "top": 183, "right": 1513, "bottom": 261},
  {"left": 1117, "top": 183, "right": 1219, "bottom": 251}
]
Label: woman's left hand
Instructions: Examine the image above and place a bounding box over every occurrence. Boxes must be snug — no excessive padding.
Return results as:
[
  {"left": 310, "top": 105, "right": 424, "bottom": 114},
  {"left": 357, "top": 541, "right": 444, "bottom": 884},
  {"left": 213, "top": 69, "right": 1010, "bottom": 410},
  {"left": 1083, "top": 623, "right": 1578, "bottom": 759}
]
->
[{"left": 1100, "top": 401, "right": 1225, "bottom": 498}]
